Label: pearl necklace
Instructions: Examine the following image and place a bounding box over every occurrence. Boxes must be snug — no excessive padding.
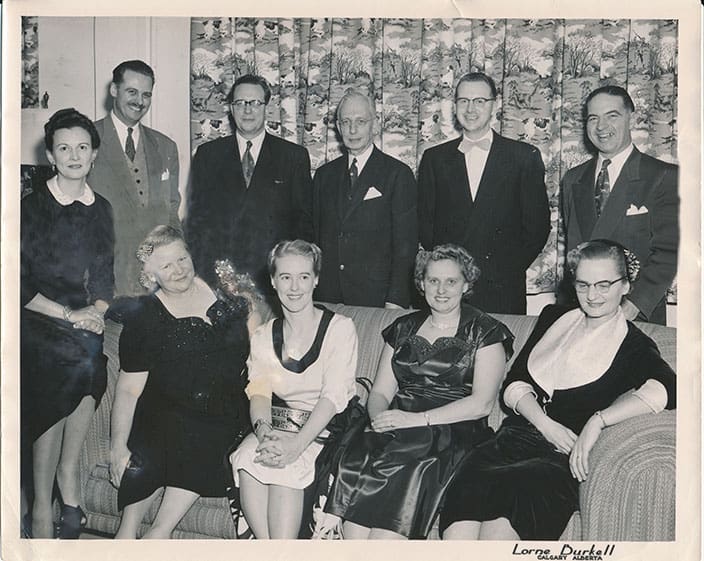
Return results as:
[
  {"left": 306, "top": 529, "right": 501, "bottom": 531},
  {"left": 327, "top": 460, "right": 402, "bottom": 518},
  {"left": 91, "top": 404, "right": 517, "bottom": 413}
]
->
[{"left": 429, "top": 316, "right": 459, "bottom": 330}]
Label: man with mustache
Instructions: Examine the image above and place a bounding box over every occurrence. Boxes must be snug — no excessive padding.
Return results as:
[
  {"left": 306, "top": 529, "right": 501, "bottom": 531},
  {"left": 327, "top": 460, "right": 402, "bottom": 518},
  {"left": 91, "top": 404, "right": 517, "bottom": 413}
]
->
[
  {"left": 417, "top": 72, "right": 550, "bottom": 314},
  {"left": 89, "top": 60, "right": 180, "bottom": 296}
]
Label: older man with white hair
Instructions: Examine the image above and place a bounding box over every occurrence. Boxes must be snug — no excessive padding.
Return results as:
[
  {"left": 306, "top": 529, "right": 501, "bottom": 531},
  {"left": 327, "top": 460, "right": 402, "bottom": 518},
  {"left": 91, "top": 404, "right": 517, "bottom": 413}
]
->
[{"left": 312, "top": 90, "right": 418, "bottom": 308}]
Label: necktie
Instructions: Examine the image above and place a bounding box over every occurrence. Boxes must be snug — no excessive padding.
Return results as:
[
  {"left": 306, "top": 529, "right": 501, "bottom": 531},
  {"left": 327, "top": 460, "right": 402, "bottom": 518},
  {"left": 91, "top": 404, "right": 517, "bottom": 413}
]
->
[
  {"left": 594, "top": 158, "right": 611, "bottom": 217},
  {"left": 242, "top": 140, "right": 254, "bottom": 188},
  {"left": 458, "top": 136, "right": 491, "bottom": 153},
  {"left": 125, "top": 127, "right": 136, "bottom": 161},
  {"left": 347, "top": 158, "right": 359, "bottom": 200}
]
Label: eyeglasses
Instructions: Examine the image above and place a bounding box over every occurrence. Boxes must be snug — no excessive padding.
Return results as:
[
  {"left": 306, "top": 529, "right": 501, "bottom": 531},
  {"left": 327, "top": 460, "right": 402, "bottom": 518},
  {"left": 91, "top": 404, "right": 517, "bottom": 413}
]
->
[
  {"left": 231, "top": 99, "right": 266, "bottom": 109},
  {"left": 455, "top": 97, "right": 495, "bottom": 109},
  {"left": 574, "top": 277, "right": 626, "bottom": 294}
]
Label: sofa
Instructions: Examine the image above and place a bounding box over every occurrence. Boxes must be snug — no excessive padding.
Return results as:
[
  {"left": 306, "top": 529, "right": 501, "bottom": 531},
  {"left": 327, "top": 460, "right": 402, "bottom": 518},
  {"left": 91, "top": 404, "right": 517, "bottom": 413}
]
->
[{"left": 79, "top": 303, "right": 676, "bottom": 540}]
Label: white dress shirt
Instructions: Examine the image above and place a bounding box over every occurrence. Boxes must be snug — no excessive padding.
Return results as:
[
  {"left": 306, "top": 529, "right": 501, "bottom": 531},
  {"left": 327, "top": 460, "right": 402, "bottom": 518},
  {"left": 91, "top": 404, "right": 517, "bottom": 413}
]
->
[{"left": 110, "top": 111, "right": 141, "bottom": 155}]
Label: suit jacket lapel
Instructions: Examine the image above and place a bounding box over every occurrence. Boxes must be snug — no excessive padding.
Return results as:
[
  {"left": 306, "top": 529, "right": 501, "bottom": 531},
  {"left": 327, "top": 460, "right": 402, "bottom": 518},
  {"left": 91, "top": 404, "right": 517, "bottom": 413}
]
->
[
  {"left": 472, "top": 132, "right": 506, "bottom": 210},
  {"left": 101, "top": 117, "right": 139, "bottom": 206},
  {"left": 141, "top": 127, "right": 165, "bottom": 206},
  {"left": 444, "top": 138, "right": 473, "bottom": 211},
  {"left": 592, "top": 148, "right": 641, "bottom": 240},
  {"left": 251, "top": 133, "right": 273, "bottom": 189},
  {"left": 572, "top": 158, "right": 599, "bottom": 240}
]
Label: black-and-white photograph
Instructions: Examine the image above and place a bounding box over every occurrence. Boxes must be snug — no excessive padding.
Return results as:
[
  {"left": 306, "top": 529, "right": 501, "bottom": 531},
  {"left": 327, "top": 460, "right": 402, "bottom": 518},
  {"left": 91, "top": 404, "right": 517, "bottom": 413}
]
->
[{"left": 2, "top": 1, "right": 700, "bottom": 560}]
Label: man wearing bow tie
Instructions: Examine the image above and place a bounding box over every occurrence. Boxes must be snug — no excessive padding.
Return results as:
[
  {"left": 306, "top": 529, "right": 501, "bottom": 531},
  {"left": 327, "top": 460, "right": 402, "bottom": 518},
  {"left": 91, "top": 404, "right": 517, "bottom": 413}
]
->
[
  {"left": 89, "top": 60, "right": 180, "bottom": 296},
  {"left": 185, "top": 74, "right": 313, "bottom": 291},
  {"left": 312, "top": 90, "right": 418, "bottom": 308},
  {"left": 417, "top": 72, "right": 550, "bottom": 314},
  {"left": 560, "top": 85, "right": 679, "bottom": 324}
]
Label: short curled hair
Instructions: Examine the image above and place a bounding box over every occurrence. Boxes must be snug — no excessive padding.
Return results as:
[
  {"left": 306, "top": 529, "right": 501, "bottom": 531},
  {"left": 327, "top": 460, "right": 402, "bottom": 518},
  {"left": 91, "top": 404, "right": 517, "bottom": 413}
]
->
[
  {"left": 566, "top": 239, "right": 640, "bottom": 285},
  {"left": 226, "top": 74, "right": 272, "bottom": 105},
  {"left": 44, "top": 108, "right": 101, "bottom": 152},
  {"left": 136, "top": 225, "right": 188, "bottom": 291},
  {"left": 267, "top": 239, "right": 322, "bottom": 278},
  {"left": 414, "top": 244, "right": 481, "bottom": 297}
]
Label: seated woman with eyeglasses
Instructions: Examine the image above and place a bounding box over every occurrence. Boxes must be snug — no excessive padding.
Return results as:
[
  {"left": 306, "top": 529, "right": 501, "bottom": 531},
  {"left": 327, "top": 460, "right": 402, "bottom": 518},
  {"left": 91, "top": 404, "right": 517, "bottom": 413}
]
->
[{"left": 440, "top": 239, "right": 676, "bottom": 541}]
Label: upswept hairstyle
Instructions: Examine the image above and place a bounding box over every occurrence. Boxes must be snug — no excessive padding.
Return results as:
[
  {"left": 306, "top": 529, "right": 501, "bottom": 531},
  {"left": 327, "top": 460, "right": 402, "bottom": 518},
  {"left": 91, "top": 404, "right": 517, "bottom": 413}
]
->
[
  {"left": 136, "top": 225, "right": 188, "bottom": 291},
  {"left": 44, "top": 108, "right": 101, "bottom": 151},
  {"left": 566, "top": 239, "right": 640, "bottom": 285},
  {"left": 267, "top": 239, "right": 322, "bottom": 277}
]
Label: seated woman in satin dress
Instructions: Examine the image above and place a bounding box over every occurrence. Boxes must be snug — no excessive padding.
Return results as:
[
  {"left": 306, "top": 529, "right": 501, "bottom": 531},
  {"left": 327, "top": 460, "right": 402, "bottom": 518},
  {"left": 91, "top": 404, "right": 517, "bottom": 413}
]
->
[
  {"left": 440, "top": 239, "right": 677, "bottom": 540},
  {"left": 230, "top": 240, "right": 358, "bottom": 538},
  {"left": 323, "top": 244, "right": 514, "bottom": 539},
  {"left": 21, "top": 108, "right": 114, "bottom": 538},
  {"left": 109, "top": 225, "right": 259, "bottom": 538}
]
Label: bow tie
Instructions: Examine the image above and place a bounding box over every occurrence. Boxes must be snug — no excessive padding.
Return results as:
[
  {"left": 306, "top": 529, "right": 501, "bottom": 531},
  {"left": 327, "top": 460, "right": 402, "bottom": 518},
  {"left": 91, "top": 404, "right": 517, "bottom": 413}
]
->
[{"left": 458, "top": 136, "right": 491, "bottom": 153}]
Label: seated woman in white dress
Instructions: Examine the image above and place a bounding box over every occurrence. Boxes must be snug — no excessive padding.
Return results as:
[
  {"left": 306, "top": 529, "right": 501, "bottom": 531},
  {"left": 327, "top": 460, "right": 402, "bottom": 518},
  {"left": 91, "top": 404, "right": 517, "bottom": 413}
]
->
[{"left": 230, "top": 240, "right": 358, "bottom": 538}]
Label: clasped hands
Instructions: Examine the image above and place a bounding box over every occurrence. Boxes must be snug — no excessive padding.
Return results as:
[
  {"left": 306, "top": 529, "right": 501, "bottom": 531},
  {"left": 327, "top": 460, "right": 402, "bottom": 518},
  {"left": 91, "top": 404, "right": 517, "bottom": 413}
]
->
[
  {"left": 69, "top": 305, "right": 105, "bottom": 334},
  {"left": 539, "top": 415, "right": 604, "bottom": 482},
  {"left": 253, "top": 429, "right": 304, "bottom": 468}
]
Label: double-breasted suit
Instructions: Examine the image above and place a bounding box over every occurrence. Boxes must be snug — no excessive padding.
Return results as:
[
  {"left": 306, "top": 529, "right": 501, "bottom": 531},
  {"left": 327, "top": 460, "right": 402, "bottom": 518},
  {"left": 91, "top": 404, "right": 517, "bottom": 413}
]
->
[
  {"left": 313, "top": 146, "right": 418, "bottom": 308},
  {"left": 417, "top": 132, "right": 550, "bottom": 314},
  {"left": 560, "top": 147, "right": 679, "bottom": 324},
  {"left": 88, "top": 117, "right": 180, "bottom": 296},
  {"left": 185, "top": 132, "right": 313, "bottom": 289}
]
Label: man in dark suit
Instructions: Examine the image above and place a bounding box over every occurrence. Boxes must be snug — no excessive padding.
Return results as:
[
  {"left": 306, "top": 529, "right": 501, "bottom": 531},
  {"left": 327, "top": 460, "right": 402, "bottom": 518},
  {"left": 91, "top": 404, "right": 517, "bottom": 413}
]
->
[
  {"left": 561, "top": 85, "right": 678, "bottom": 324},
  {"left": 313, "top": 90, "right": 417, "bottom": 308},
  {"left": 417, "top": 72, "right": 550, "bottom": 314},
  {"left": 88, "top": 60, "right": 180, "bottom": 296},
  {"left": 185, "top": 74, "right": 313, "bottom": 290}
]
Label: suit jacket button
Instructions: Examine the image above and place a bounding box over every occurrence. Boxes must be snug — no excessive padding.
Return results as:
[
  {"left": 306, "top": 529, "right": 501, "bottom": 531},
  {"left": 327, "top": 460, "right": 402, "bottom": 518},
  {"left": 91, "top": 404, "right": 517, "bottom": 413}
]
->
[
  {"left": 339, "top": 264, "right": 345, "bottom": 271},
  {"left": 485, "top": 253, "right": 492, "bottom": 259}
]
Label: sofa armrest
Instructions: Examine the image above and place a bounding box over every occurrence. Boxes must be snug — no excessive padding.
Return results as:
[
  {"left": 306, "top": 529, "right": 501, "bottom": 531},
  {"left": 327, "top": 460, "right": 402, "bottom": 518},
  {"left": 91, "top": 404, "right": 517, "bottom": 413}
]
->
[{"left": 579, "top": 410, "right": 675, "bottom": 541}]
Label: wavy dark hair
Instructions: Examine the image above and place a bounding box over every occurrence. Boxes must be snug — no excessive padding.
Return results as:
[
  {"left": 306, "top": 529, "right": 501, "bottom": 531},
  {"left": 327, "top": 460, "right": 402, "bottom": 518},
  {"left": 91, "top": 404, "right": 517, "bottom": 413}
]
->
[{"left": 44, "top": 108, "right": 100, "bottom": 151}]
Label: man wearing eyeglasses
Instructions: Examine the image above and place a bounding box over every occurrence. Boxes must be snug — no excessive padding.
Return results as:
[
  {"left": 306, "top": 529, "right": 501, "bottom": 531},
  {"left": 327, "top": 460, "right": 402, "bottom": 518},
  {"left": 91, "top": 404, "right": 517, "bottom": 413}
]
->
[
  {"left": 417, "top": 72, "right": 550, "bottom": 314},
  {"left": 312, "top": 90, "right": 418, "bottom": 308},
  {"left": 89, "top": 60, "right": 181, "bottom": 296},
  {"left": 185, "top": 74, "right": 313, "bottom": 290},
  {"left": 560, "top": 85, "right": 679, "bottom": 324}
]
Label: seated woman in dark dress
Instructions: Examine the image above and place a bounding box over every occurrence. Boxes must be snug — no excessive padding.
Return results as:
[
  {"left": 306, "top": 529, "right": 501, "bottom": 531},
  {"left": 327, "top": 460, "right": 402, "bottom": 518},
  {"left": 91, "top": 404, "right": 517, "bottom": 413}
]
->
[
  {"left": 109, "top": 225, "right": 259, "bottom": 538},
  {"left": 323, "top": 244, "right": 514, "bottom": 539},
  {"left": 440, "top": 239, "right": 677, "bottom": 540},
  {"left": 21, "top": 108, "right": 114, "bottom": 538}
]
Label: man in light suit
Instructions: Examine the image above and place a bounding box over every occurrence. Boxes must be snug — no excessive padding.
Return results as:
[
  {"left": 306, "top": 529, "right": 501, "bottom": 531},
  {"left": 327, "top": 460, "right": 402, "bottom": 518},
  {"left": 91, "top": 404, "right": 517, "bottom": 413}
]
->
[
  {"left": 313, "top": 90, "right": 417, "bottom": 308},
  {"left": 561, "top": 85, "right": 679, "bottom": 324},
  {"left": 185, "top": 74, "right": 313, "bottom": 290},
  {"left": 88, "top": 60, "right": 180, "bottom": 296},
  {"left": 417, "top": 72, "right": 550, "bottom": 314}
]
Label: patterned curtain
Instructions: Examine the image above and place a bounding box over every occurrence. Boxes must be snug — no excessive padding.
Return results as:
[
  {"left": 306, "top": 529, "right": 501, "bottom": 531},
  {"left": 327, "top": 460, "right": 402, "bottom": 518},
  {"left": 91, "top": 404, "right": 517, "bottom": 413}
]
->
[
  {"left": 22, "top": 16, "right": 40, "bottom": 108},
  {"left": 189, "top": 18, "right": 678, "bottom": 297}
]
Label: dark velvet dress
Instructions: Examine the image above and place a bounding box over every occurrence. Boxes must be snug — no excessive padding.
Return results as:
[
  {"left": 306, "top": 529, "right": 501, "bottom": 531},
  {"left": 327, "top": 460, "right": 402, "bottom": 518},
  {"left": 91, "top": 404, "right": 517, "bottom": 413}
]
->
[
  {"left": 440, "top": 305, "right": 677, "bottom": 540},
  {"left": 325, "top": 305, "right": 514, "bottom": 538},
  {"left": 116, "top": 293, "right": 250, "bottom": 509},
  {"left": 20, "top": 181, "right": 114, "bottom": 443}
]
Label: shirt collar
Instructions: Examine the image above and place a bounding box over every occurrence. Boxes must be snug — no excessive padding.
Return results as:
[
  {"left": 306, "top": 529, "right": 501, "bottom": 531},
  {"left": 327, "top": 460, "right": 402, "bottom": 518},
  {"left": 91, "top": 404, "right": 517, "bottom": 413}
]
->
[
  {"left": 46, "top": 175, "right": 95, "bottom": 206},
  {"left": 596, "top": 144, "right": 634, "bottom": 186},
  {"left": 462, "top": 128, "right": 494, "bottom": 145},
  {"left": 110, "top": 111, "right": 141, "bottom": 150},
  {"left": 236, "top": 130, "right": 266, "bottom": 162},
  {"left": 348, "top": 143, "right": 374, "bottom": 173}
]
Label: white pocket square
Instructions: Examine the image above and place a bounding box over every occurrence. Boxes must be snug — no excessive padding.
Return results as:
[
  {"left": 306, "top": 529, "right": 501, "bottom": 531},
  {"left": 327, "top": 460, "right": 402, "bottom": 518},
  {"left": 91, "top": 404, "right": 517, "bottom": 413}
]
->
[
  {"left": 626, "top": 204, "right": 648, "bottom": 216},
  {"left": 363, "top": 186, "right": 383, "bottom": 200},
  {"left": 161, "top": 169, "right": 170, "bottom": 181}
]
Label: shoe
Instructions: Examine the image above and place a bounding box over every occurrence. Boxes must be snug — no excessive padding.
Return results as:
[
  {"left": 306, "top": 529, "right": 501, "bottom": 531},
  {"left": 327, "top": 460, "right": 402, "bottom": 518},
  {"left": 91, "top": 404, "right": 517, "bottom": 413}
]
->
[{"left": 57, "top": 504, "right": 86, "bottom": 539}]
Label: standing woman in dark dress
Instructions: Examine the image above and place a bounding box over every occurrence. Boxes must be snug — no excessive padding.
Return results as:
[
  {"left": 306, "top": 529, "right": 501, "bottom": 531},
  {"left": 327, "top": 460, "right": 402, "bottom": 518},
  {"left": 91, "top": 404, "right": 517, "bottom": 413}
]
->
[
  {"left": 324, "top": 244, "right": 513, "bottom": 539},
  {"left": 21, "top": 108, "right": 114, "bottom": 538},
  {"left": 109, "top": 226, "right": 257, "bottom": 538},
  {"left": 440, "top": 240, "right": 677, "bottom": 540}
]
